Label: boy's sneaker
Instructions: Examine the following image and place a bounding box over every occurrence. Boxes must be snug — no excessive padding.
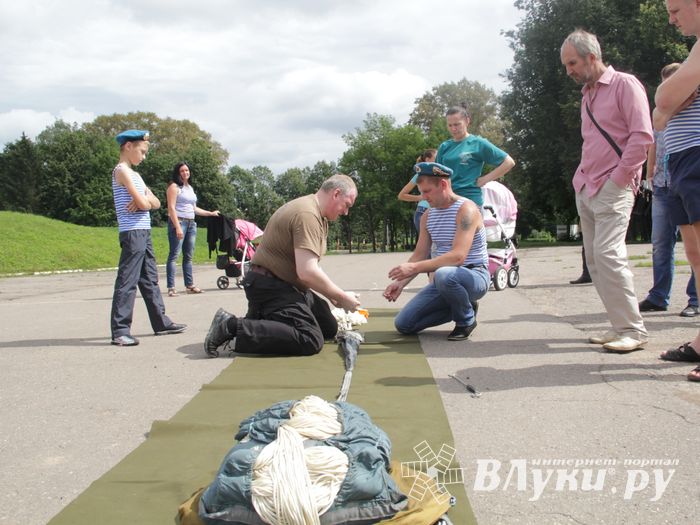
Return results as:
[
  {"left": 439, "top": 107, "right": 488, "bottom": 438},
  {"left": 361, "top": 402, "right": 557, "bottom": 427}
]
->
[
  {"left": 111, "top": 335, "right": 139, "bottom": 346},
  {"left": 447, "top": 321, "right": 477, "bottom": 341},
  {"left": 154, "top": 323, "right": 187, "bottom": 335},
  {"left": 204, "top": 308, "right": 236, "bottom": 357}
]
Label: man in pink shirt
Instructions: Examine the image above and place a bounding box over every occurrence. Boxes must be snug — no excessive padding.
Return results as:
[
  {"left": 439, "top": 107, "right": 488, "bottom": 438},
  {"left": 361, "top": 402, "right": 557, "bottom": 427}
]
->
[{"left": 561, "top": 29, "right": 653, "bottom": 353}]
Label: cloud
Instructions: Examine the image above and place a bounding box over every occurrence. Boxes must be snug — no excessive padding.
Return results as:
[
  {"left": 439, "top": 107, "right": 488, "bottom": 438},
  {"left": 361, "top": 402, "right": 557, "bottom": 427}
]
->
[
  {"left": 271, "top": 66, "right": 429, "bottom": 130},
  {"left": 0, "top": 0, "right": 523, "bottom": 171},
  {"left": 0, "top": 108, "right": 96, "bottom": 147},
  {"left": 0, "top": 110, "right": 54, "bottom": 145}
]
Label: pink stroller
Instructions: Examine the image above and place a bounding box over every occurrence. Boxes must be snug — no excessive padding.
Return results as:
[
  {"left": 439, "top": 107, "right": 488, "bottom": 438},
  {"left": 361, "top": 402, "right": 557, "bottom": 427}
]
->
[
  {"left": 214, "top": 219, "right": 264, "bottom": 289},
  {"left": 482, "top": 181, "right": 519, "bottom": 291}
]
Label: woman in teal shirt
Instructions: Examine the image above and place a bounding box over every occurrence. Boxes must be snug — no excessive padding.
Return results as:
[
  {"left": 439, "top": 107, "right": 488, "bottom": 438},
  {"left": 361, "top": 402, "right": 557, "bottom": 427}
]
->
[{"left": 437, "top": 104, "right": 515, "bottom": 207}]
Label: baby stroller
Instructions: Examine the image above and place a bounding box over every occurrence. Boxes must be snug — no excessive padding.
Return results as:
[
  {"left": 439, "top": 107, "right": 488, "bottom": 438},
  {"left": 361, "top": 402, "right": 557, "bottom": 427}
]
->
[
  {"left": 207, "top": 215, "right": 263, "bottom": 289},
  {"left": 482, "top": 181, "right": 519, "bottom": 291}
]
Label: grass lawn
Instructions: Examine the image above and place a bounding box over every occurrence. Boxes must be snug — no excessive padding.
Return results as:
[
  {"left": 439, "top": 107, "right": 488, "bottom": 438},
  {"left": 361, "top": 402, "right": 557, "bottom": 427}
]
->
[{"left": 0, "top": 211, "right": 216, "bottom": 275}]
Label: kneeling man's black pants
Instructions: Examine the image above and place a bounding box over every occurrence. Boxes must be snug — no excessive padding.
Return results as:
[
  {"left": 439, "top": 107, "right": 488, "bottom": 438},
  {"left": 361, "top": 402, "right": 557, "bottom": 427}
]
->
[{"left": 235, "top": 272, "right": 338, "bottom": 355}]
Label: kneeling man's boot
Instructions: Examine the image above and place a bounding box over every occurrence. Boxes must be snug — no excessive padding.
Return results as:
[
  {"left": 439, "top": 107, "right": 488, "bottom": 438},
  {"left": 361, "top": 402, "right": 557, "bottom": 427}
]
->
[{"left": 205, "top": 308, "right": 236, "bottom": 357}]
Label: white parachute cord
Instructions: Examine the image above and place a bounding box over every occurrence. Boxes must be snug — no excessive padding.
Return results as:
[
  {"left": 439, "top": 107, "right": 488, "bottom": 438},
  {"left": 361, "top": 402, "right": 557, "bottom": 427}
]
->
[{"left": 251, "top": 396, "right": 348, "bottom": 525}]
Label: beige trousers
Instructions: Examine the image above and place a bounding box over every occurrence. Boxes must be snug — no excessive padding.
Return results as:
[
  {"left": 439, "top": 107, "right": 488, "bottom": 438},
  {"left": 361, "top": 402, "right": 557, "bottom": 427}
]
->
[{"left": 576, "top": 179, "right": 647, "bottom": 339}]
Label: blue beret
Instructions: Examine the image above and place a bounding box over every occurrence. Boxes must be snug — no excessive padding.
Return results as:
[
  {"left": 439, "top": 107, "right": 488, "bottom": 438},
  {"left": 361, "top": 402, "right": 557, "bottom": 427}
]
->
[
  {"left": 115, "top": 129, "right": 150, "bottom": 145},
  {"left": 414, "top": 161, "right": 453, "bottom": 178}
]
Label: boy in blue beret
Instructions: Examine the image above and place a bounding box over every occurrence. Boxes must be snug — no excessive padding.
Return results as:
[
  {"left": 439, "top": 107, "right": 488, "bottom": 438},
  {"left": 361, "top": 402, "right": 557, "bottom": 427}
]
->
[
  {"left": 115, "top": 129, "right": 150, "bottom": 145},
  {"left": 110, "top": 130, "right": 186, "bottom": 346}
]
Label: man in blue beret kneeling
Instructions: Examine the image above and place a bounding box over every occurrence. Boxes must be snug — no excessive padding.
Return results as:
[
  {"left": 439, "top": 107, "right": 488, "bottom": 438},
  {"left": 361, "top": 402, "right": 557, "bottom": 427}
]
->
[{"left": 384, "top": 162, "right": 490, "bottom": 341}]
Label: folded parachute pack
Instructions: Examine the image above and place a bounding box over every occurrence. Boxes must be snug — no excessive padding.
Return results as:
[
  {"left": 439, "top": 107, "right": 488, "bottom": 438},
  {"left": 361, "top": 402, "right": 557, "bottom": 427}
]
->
[{"left": 198, "top": 395, "right": 408, "bottom": 525}]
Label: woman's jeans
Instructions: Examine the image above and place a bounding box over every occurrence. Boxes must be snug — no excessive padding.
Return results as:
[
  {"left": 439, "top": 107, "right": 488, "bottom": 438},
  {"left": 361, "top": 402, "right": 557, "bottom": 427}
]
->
[
  {"left": 414, "top": 205, "right": 428, "bottom": 233},
  {"left": 395, "top": 265, "right": 490, "bottom": 334},
  {"left": 166, "top": 218, "right": 196, "bottom": 288}
]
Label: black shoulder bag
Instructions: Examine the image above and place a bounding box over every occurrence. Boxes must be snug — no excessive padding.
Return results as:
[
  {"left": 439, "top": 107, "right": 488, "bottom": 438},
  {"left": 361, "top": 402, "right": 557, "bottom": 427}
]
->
[{"left": 585, "top": 103, "right": 622, "bottom": 158}]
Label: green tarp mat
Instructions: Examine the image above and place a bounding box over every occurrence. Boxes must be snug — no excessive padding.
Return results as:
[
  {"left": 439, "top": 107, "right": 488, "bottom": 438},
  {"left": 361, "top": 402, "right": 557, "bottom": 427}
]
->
[{"left": 49, "top": 309, "right": 476, "bottom": 525}]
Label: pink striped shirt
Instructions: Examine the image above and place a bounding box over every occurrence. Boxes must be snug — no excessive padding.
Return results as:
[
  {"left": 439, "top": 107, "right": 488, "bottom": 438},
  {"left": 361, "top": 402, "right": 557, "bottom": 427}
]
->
[{"left": 573, "top": 66, "right": 653, "bottom": 197}]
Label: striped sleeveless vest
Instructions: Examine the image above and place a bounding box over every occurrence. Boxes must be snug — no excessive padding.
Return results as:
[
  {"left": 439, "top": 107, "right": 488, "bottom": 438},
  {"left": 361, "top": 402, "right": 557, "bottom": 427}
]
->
[
  {"left": 427, "top": 198, "right": 488, "bottom": 267},
  {"left": 665, "top": 95, "right": 700, "bottom": 155},
  {"left": 112, "top": 164, "right": 151, "bottom": 232}
]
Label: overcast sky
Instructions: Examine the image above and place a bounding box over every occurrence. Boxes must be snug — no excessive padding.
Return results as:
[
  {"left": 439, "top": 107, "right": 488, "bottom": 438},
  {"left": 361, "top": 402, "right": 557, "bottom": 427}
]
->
[{"left": 0, "top": 0, "right": 523, "bottom": 173}]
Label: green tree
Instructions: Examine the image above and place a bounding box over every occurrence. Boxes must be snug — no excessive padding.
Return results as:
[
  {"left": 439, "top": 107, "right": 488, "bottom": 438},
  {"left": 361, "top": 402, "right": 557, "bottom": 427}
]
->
[
  {"left": 409, "top": 78, "right": 507, "bottom": 146},
  {"left": 501, "top": 0, "right": 691, "bottom": 233},
  {"left": 227, "top": 165, "right": 284, "bottom": 228},
  {"left": 9, "top": 112, "right": 234, "bottom": 227},
  {"left": 0, "top": 134, "right": 42, "bottom": 213},
  {"left": 304, "top": 161, "right": 338, "bottom": 195},
  {"left": 181, "top": 138, "right": 236, "bottom": 218},
  {"left": 275, "top": 167, "right": 308, "bottom": 202},
  {"left": 138, "top": 138, "right": 235, "bottom": 226},
  {"left": 84, "top": 111, "right": 228, "bottom": 169},
  {"left": 635, "top": 0, "right": 694, "bottom": 90},
  {"left": 35, "top": 121, "right": 116, "bottom": 226},
  {"left": 340, "top": 114, "right": 429, "bottom": 252},
  {"left": 84, "top": 112, "right": 232, "bottom": 226}
]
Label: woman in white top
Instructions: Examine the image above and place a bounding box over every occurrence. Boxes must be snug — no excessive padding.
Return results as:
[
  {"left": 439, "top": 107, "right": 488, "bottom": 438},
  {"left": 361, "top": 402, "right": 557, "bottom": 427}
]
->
[{"left": 166, "top": 162, "right": 219, "bottom": 296}]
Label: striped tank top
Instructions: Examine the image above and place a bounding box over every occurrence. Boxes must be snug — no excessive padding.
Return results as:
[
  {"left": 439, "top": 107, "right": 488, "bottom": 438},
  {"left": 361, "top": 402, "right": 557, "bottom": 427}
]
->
[
  {"left": 664, "top": 94, "right": 700, "bottom": 155},
  {"left": 112, "top": 164, "right": 151, "bottom": 232},
  {"left": 427, "top": 198, "right": 488, "bottom": 267}
]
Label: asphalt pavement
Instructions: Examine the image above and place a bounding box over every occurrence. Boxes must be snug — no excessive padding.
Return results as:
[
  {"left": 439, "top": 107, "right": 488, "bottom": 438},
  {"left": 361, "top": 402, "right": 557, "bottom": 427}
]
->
[{"left": 0, "top": 244, "right": 698, "bottom": 524}]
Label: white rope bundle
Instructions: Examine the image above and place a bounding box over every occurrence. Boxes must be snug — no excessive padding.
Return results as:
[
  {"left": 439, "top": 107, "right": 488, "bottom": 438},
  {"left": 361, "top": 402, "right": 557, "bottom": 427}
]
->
[
  {"left": 331, "top": 307, "right": 368, "bottom": 332},
  {"left": 251, "top": 396, "right": 349, "bottom": 525}
]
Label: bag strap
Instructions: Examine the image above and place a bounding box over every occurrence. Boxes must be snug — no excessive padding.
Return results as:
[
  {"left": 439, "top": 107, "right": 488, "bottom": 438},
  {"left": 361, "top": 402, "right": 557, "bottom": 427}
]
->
[{"left": 585, "top": 103, "right": 622, "bottom": 158}]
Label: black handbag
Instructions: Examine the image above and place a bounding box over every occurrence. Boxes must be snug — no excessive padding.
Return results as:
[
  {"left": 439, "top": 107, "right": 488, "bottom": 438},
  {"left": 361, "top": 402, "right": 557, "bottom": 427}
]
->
[
  {"left": 216, "top": 254, "right": 229, "bottom": 270},
  {"left": 632, "top": 188, "right": 652, "bottom": 217}
]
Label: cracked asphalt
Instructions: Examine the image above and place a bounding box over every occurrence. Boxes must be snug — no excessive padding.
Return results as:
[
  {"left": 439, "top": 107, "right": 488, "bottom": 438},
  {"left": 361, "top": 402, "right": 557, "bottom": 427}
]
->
[{"left": 0, "top": 244, "right": 698, "bottom": 524}]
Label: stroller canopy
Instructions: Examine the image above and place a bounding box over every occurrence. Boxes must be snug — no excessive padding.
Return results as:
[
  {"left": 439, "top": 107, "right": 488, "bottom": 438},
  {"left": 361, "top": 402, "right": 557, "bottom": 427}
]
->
[
  {"left": 207, "top": 214, "right": 264, "bottom": 259},
  {"left": 482, "top": 180, "right": 517, "bottom": 240},
  {"left": 234, "top": 219, "right": 264, "bottom": 260}
]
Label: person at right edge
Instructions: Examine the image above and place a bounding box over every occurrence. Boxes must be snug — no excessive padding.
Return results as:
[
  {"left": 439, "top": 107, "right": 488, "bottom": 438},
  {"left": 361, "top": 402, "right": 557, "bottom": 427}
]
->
[
  {"left": 639, "top": 63, "right": 698, "bottom": 317},
  {"left": 560, "top": 29, "right": 652, "bottom": 353},
  {"left": 654, "top": 0, "right": 700, "bottom": 383},
  {"left": 204, "top": 174, "right": 360, "bottom": 357}
]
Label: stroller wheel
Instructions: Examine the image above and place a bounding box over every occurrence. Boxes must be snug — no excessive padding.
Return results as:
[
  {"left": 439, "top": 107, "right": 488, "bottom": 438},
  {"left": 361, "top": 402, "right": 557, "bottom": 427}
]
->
[
  {"left": 216, "top": 276, "right": 230, "bottom": 289},
  {"left": 507, "top": 268, "right": 520, "bottom": 288},
  {"left": 236, "top": 278, "right": 244, "bottom": 289},
  {"left": 493, "top": 266, "right": 508, "bottom": 291}
]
